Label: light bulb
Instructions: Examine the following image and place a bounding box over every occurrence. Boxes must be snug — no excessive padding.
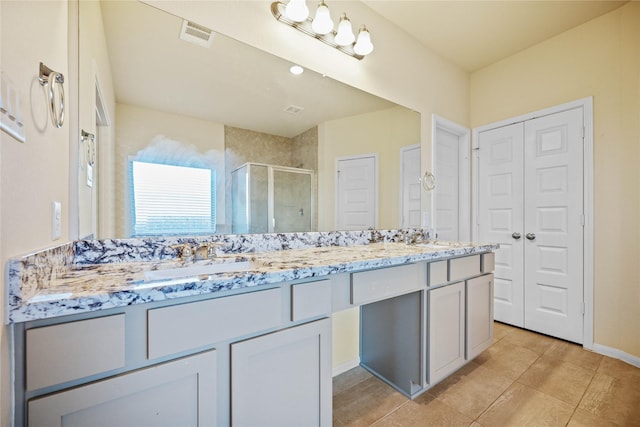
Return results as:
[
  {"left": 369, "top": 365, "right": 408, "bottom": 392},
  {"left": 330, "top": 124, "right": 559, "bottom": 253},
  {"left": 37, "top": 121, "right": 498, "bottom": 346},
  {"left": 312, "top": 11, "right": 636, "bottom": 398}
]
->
[
  {"left": 354, "top": 25, "right": 374, "bottom": 56},
  {"left": 334, "top": 14, "right": 355, "bottom": 46},
  {"left": 311, "top": 1, "right": 333, "bottom": 35},
  {"left": 285, "top": 0, "right": 309, "bottom": 22}
]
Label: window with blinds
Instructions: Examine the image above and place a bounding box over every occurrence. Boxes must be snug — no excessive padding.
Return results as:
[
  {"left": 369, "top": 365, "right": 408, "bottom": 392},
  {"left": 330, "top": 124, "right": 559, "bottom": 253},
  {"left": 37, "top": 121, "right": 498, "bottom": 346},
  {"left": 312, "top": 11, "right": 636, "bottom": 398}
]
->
[{"left": 130, "top": 160, "right": 216, "bottom": 236}]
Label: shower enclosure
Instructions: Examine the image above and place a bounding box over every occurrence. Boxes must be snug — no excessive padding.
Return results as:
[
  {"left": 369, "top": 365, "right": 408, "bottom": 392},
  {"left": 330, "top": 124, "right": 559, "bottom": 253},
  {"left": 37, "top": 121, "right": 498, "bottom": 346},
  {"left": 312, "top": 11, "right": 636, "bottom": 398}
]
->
[{"left": 231, "top": 163, "right": 316, "bottom": 234}]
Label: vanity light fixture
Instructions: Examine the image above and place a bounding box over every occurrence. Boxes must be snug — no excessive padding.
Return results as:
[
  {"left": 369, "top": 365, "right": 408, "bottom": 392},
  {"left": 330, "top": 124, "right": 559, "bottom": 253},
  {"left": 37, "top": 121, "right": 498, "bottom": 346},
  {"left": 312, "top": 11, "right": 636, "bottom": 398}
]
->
[{"left": 271, "top": 0, "right": 374, "bottom": 60}]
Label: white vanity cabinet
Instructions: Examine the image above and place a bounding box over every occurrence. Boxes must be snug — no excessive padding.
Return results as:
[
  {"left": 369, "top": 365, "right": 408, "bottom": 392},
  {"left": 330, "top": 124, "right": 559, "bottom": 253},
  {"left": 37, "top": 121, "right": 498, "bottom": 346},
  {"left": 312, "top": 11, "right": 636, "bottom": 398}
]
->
[
  {"left": 28, "top": 350, "right": 217, "bottom": 427},
  {"left": 428, "top": 281, "right": 466, "bottom": 384},
  {"left": 428, "top": 253, "right": 495, "bottom": 386},
  {"left": 13, "top": 247, "right": 496, "bottom": 426},
  {"left": 231, "top": 318, "right": 332, "bottom": 427},
  {"left": 466, "top": 274, "right": 494, "bottom": 360}
]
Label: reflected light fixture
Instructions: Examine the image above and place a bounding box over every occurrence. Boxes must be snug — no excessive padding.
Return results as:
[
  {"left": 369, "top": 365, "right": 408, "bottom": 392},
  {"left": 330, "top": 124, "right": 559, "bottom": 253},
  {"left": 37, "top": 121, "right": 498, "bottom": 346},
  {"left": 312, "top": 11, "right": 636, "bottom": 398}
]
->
[
  {"left": 289, "top": 65, "right": 304, "bottom": 75},
  {"left": 271, "top": 0, "right": 374, "bottom": 60}
]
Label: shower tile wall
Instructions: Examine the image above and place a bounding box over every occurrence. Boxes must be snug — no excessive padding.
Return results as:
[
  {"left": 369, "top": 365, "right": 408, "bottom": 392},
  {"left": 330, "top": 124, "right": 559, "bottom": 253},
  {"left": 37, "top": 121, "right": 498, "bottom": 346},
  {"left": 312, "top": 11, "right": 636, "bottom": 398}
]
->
[{"left": 224, "top": 125, "right": 318, "bottom": 230}]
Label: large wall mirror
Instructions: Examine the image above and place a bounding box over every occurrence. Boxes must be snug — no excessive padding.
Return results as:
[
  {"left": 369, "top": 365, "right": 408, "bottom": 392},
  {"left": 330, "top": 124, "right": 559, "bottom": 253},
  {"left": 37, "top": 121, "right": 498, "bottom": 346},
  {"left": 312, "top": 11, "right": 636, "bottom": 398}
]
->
[{"left": 76, "top": 0, "right": 420, "bottom": 239}]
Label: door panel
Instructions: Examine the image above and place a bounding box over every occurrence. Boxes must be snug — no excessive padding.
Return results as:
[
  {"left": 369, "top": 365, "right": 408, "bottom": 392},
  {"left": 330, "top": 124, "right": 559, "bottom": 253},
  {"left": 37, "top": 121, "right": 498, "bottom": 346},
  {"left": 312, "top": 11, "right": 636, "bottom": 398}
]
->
[
  {"left": 478, "top": 123, "right": 524, "bottom": 327},
  {"left": 336, "top": 156, "right": 376, "bottom": 230},
  {"left": 401, "top": 145, "right": 421, "bottom": 228},
  {"left": 523, "top": 108, "right": 583, "bottom": 343},
  {"left": 434, "top": 128, "right": 460, "bottom": 240}
]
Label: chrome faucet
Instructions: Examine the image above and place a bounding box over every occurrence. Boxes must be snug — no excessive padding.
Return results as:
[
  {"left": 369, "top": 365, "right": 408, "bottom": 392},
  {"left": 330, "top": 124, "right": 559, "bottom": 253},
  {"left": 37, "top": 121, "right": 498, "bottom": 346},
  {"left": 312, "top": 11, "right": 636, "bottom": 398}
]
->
[
  {"left": 171, "top": 242, "right": 222, "bottom": 261},
  {"left": 403, "top": 230, "right": 426, "bottom": 245},
  {"left": 194, "top": 242, "right": 221, "bottom": 260}
]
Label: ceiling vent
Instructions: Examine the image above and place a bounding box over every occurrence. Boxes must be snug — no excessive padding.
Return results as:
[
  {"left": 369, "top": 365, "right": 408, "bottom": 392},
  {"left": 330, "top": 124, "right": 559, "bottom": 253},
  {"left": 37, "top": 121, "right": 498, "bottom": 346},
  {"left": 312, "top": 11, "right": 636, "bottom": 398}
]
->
[
  {"left": 179, "top": 20, "right": 214, "bottom": 48},
  {"left": 283, "top": 105, "right": 304, "bottom": 114}
]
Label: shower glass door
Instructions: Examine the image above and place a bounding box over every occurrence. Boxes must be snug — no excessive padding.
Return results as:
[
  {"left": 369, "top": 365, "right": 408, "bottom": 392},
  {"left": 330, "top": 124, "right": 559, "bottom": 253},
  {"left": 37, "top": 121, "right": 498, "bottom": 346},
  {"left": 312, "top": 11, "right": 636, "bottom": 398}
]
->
[{"left": 272, "top": 168, "right": 313, "bottom": 233}]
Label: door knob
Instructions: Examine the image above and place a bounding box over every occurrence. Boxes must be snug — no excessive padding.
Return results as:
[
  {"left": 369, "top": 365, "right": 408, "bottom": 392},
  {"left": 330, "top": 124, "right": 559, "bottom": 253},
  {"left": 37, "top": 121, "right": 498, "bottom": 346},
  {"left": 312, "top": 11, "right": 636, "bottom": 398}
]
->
[
  {"left": 526, "top": 233, "right": 536, "bottom": 240},
  {"left": 512, "top": 232, "right": 521, "bottom": 240}
]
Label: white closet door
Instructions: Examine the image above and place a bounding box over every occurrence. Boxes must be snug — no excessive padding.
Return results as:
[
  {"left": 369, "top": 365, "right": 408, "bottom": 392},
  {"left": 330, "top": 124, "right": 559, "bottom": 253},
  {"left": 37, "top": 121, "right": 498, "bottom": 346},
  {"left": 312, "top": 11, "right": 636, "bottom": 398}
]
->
[
  {"left": 523, "top": 108, "right": 584, "bottom": 343},
  {"left": 478, "top": 123, "right": 525, "bottom": 327}
]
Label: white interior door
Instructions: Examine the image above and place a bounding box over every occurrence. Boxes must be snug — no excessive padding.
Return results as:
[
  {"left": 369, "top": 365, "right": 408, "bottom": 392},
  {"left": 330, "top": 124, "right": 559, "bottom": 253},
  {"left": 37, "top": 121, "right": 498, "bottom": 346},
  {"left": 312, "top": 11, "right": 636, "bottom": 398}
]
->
[
  {"left": 523, "top": 108, "right": 584, "bottom": 343},
  {"left": 400, "top": 145, "right": 421, "bottom": 228},
  {"left": 434, "top": 128, "right": 461, "bottom": 241},
  {"left": 336, "top": 156, "right": 377, "bottom": 230},
  {"left": 478, "top": 123, "right": 525, "bottom": 327},
  {"left": 477, "top": 107, "right": 584, "bottom": 343}
]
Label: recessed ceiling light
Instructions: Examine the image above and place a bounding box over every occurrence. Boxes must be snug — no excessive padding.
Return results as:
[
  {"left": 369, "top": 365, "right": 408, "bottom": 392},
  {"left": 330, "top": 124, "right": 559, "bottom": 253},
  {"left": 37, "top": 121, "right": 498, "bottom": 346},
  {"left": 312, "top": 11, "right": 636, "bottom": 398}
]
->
[{"left": 289, "top": 65, "right": 304, "bottom": 75}]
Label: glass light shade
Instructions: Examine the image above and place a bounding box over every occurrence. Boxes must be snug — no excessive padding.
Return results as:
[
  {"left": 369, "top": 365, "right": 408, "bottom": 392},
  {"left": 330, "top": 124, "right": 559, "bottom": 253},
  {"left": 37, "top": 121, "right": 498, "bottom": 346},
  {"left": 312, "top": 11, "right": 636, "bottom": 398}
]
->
[
  {"left": 354, "top": 26, "right": 374, "bottom": 56},
  {"left": 334, "top": 14, "right": 355, "bottom": 46},
  {"left": 311, "top": 2, "right": 333, "bottom": 35},
  {"left": 289, "top": 65, "right": 304, "bottom": 75},
  {"left": 285, "top": 0, "right": 309, "bottom": 22}
]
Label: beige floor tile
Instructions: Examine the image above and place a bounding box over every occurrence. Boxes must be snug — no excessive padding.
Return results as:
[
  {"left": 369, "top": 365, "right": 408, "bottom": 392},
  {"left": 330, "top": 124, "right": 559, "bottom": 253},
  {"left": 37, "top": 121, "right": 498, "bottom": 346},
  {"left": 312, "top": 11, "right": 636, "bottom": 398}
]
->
[
  {"left": 492, "top": 321, "right": 514, "bottom": 343},
  {"left": 476, "top": 382, "right": 574, "bottom": 427},
  {"left": 501, "top": 326, "right": 556, "bottom": 355},
  {"left": 578, "top": 372, "right": 640, "bottom": 426},
  {"left": 567, "top": 408, "right": 620, "bottom": 427},
  {"left": 427, "top": 361, "right": 513, "bottom": 419},
  {"left": 543, "top": 340, "right": 603, "bottom": 371},
  {"left": 518, "top": 353, "right": 595, "bottom": 405},
  {"left": 333, "top": 366, "right": 373, "bottom": 395},
  {"left": 473, "top": 338, "right": 539, "bottom": 380},
  {"left": 333, "top": 376, "right": 407, "bottom": 427},
  {"left": 372, "top": 392, "right": 473, "bottom": 427},
  {"left": 597, "top": 356, "right": 640, "bottom": 381}
]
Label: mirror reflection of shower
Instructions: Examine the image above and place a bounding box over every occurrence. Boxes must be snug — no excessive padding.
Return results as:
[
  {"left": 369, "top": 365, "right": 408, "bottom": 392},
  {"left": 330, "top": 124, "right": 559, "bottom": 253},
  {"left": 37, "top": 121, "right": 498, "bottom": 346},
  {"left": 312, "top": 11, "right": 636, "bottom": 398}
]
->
[{"left": 232, "top": 163, "right": 316, "bottom": 233}]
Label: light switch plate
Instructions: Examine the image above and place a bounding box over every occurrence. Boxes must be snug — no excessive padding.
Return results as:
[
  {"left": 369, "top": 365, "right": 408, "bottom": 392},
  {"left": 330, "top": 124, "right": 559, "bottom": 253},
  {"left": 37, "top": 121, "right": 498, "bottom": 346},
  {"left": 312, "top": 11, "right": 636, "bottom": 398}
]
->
[{"left": 52, "top": 201, "right": 61, "bottom": 240}]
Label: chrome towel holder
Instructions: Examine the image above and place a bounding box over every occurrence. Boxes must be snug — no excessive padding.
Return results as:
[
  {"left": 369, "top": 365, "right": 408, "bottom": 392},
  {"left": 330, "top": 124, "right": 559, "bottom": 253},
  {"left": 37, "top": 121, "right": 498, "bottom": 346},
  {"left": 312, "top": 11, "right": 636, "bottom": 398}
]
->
[{"left": 38, "top": 62, "right": 65, "bottom": 128}]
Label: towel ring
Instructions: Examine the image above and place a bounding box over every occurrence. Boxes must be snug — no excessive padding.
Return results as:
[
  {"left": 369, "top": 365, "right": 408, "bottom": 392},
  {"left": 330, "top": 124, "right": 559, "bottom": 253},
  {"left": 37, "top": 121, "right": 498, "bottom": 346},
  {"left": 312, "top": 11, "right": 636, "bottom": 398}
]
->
[
  {"left": 421, "top": 171, "right": 436, "bottom": 191},
  {"left": 81, "top": 130, "right": 96, "bottom": 166},
  {"left": 38, "top": 62, "right": 65, "bottom": 128}
]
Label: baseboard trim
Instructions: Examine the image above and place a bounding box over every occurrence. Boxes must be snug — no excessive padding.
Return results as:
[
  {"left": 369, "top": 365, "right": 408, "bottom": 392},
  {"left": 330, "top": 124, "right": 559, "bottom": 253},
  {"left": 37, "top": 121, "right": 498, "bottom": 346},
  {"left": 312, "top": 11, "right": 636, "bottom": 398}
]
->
[
  {"left": 332, "top": 357, "right": 360, "bottom": 377},
  {"left": 592, "top": 343, "right": 640, "bottom": 368}
]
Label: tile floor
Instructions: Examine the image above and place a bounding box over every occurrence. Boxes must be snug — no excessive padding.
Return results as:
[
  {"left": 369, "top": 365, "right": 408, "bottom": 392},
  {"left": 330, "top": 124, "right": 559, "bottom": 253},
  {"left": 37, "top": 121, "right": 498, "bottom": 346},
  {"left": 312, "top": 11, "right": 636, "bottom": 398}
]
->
[{"left": 333, "top": 322, "right": 640, "bottom": 426}]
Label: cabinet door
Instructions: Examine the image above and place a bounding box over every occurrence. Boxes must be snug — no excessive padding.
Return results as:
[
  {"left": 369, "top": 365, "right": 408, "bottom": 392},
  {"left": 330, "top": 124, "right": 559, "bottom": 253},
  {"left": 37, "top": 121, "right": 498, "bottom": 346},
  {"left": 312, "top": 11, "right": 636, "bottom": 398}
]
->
[
  {"left": 428, "top": 281, "right": 465, "bottom": 385},
  {"left": 466, "top": 274, "right": 494, "bottom": 360},
  {"left": 28, "top": 350, "right": 216, "bottom": 427},
  {"left": 231, "top": 318, "right": 331, "bottom": 427}
]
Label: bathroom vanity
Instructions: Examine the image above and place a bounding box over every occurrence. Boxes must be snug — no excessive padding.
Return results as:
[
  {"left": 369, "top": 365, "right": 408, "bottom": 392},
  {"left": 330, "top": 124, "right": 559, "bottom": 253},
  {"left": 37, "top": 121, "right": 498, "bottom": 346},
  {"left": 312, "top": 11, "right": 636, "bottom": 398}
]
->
[{"left": 7, "top": 230, "right": 497, "bottom": 426}]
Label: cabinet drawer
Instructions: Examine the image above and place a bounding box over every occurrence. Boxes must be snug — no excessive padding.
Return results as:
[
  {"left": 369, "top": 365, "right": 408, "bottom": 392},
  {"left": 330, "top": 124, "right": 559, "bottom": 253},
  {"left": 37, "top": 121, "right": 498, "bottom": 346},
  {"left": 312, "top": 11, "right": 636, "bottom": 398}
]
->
[
  {"left": 148, "top": 288, "right": 282, "bottom": 359},
  {"left": 482, "top": 252, "right": 495, "bottom": 273},
  {"left": 449, "top": 255, "right": 481, "bottom": 282},
  {"left": 26, "top": 314, "right": 125, "bottom": 391},
  {"left": 28, "top": 350, "right": 217, "bottom": 427},
  {"left": 291, "top": 280, "right": 332, "bottom": 322},
  {"left": 351, "top": 262, "right": 425, "bottom": 305},
  {"left": 428, "top": 260, "right": 448, "bottom": 287}
]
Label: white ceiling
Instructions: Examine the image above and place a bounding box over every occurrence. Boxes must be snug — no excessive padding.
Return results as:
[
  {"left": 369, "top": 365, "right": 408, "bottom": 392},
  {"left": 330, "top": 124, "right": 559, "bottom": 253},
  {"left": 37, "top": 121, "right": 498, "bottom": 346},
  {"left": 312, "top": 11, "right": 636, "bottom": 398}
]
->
[{"left": 362, "top": 0, "right": 629, "bottom": 72}]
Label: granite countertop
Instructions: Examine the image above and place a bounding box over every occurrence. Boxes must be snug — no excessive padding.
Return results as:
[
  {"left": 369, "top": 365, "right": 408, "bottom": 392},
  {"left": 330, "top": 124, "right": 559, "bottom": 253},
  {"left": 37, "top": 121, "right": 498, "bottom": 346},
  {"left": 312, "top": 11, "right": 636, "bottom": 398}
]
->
[{"left": 6, "top": 232, "right": 498, "bottom": 323}]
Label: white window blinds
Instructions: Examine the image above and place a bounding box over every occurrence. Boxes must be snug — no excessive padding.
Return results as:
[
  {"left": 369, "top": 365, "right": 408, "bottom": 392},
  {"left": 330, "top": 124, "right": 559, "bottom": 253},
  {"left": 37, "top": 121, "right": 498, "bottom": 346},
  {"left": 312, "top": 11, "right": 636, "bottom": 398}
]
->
[{"left": 130, "top": 160, "right": 216, "bottom": 236}]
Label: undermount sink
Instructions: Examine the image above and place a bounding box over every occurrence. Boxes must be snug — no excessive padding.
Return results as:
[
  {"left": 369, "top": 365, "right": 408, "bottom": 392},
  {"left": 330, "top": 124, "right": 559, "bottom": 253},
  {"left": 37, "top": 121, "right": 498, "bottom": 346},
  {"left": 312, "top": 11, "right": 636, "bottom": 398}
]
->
[
  {"left": 144, "top": 260, "right": 256, "bottom": 281},
  {"left": 413, "top": 241, "right": 453, "bottom": 249}
]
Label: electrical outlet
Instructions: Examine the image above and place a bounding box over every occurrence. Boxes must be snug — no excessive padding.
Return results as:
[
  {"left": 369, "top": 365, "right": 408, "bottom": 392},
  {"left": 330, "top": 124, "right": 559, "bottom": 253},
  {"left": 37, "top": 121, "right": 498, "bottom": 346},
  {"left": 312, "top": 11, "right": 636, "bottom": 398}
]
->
[{"left": 52, "top": 201, "right": 61, "bottom": 240}]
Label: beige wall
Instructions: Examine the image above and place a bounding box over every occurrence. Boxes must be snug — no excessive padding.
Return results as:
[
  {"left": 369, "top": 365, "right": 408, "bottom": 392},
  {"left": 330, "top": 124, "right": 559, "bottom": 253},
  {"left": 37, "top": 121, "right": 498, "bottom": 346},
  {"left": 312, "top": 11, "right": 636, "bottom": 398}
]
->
[
  {"left": 470, "top": 3, "right": 640, "bottom": 358},
  {"left": 318, "top": 105, "right": 420, "bottom": 231},
  {"left": 115, "top": 103, "right": 226, "bottom": 237},
  {"left": 1, "top": 1, "right": 71, "bottom": 425}
]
